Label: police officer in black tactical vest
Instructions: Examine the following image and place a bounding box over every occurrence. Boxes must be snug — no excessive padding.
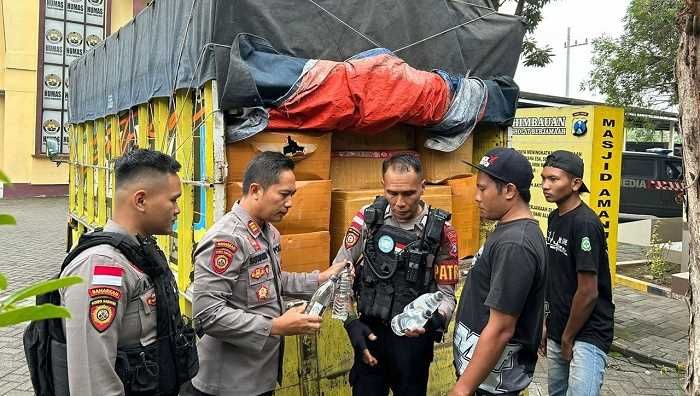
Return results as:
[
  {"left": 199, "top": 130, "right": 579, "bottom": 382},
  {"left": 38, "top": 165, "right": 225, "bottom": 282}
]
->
[
  {"left": 25, "top": 149, "right": 198, "bottom": 396},
  {"left": 332, "top": 153, "right": 460, "bottom": 396}
]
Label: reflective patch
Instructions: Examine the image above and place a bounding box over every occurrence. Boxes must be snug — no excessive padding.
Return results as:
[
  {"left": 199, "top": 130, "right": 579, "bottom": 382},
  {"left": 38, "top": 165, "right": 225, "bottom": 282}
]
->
[
  {"left": 344, "top": 228, "right": 361, "bottom": 250},
  {"left": 211, "top": 240, "right": 238, "bottom": 274},
  {"left": 89, "top": 298, "right": 117, "bottom": 333},
  {"left": 378, "top": 235, "right": 395, "bottom": 253},
  {"left": 435, "top": 260, "right": 460, "bottom": 284}
]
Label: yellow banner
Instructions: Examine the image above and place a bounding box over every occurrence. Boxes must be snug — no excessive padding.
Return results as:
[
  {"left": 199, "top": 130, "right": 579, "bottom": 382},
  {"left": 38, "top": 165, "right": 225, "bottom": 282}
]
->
[{"left": 511, "top": 105, "right": 624, "bottom": 281}]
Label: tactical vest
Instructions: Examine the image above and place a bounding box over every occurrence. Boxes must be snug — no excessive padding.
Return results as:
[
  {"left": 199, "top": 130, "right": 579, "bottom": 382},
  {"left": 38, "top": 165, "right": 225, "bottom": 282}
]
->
[
  {"left": 23, "top": 230, "right": 198, "bottom": 396},
  {"left": 357, "top": 197, "right": 450, "bottom": 322}
]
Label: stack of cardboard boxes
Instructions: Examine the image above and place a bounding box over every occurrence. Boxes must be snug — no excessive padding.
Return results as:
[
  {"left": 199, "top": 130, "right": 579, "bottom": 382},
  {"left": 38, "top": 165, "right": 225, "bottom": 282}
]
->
[
  {"left": 330, "top": 127, "right": 481, "bottom": 259},
  {"left": 225, "top": 131, "right": 333, "bottom": 272},
  {"left": 224, "top": 127, "right": 483, "bottom": 270}
]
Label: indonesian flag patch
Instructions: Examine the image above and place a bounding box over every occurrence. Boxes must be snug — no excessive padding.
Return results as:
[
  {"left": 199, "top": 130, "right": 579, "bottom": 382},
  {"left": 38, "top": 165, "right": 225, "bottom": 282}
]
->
[
  {"left": 92, "top": 266, "right": 124, "bottom": 287},
  {"left": 211, "top": 240, "right": 238, "bottom": 274},
  {"left": 89, "top": 297, "right": 118, "bottom": 332}
]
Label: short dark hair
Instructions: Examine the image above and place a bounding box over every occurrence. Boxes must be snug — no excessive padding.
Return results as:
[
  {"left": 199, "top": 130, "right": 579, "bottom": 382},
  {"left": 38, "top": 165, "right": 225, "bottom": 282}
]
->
[
  {"left": 493, "top": 178, "right": 531, "bottom": 204},
  {"left": 114, "top": 149, "right": 181, "bottom": 189},
  {"left": 242, "top": 151, "right": 295, "bottom": 194},
  {"left": 382, "top": 153, "right": 422, "bottom": 178}
]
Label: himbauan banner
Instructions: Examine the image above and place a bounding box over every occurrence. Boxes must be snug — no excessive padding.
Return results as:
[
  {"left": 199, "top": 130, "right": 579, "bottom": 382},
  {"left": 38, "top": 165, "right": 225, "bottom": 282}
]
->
[{"left": 511, "top": 106, "right": 624, "bottom": 281}]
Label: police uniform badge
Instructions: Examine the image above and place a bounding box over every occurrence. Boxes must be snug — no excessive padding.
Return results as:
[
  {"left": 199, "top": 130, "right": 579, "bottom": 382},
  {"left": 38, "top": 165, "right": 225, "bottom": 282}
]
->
[
  {"left": 211, "top": 240, "right": 238, "bottom": 274},
  {"left": 247, "top": 220, "right": 261, "bottom": 237},
  {"left": 87, "top": 286, "right": 122, "bottom": 333},
  {"left": 344, "top": 227, "right": 361, "bottom": 249},
  {"left": 256, "top": 284, "right": 271, "bottom": 302}
]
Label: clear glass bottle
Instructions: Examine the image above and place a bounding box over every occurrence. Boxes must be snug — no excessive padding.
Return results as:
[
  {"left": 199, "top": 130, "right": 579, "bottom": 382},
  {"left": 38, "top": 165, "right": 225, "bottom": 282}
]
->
[
  {"left": 304, "top": 273, "right": 340, "bottom": 316},
  {"left": 390, "top": 291, "right": 444, "bottom": 336}
]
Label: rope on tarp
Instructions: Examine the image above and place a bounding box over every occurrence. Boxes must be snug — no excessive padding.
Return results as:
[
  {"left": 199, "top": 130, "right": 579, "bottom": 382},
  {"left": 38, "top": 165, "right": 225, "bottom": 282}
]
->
[
  {"left": 305, "top": 0, "right": 384, "bottom": 48},
  {"left": 393, "top": 11, "right": 497, "bottom": 54},
  {"left": 303, "top": 0, "right": 497, "bottom": 56}
]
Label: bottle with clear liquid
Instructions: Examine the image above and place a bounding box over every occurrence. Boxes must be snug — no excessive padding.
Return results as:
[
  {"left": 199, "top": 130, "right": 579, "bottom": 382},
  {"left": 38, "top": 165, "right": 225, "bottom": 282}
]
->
[
  {"left": 405, "top": 291, "right": 444, "bottom": 314},
  {"left": 331, "top": 267, "right": 352, "bottom": 320},
  {"left": 304, "top": 273, "right": 340, "bottom": 316},
  {"left": 390, "top": 291, "right": 444, "bottom": 336},
  {"left": 391, "top": 308, "right": 433, "bottom": 335}
]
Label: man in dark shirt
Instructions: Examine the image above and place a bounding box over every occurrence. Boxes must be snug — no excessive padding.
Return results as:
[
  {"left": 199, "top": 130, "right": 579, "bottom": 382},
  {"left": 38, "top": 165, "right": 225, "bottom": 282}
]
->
[
  {"left": 449, "top": 148, "right": 547, "bottom": 396},
  {"left": 540, "top": 150, "right": 614, "bottom": 396}
]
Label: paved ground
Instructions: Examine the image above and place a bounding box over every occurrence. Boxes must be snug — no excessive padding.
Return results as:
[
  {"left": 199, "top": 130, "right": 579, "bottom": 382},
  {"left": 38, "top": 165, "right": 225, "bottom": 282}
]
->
[
  {"left": 613, "top": 285, "right": 689, "bottom": 366},
  {"left": 0, "top": 198, "right": 690, "bottom": 395},
  {"left": 617, "top": 242, "right": 647, "bottom": 262},
  {"left": 0, "top": 197, "right": 68, "bottom": 396},
  {"left": 528, "top": 353, "right": 685, "bottom": 395}
]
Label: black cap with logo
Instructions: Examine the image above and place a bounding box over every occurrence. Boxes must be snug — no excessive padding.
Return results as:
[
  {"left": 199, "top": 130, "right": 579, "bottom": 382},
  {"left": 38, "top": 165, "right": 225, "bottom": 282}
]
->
[
  {"left": 543, "top": 150, "right": 590, "bottom": 193},
  {"left": 461, "top": 147, "right": 534, "bottom": 192}
]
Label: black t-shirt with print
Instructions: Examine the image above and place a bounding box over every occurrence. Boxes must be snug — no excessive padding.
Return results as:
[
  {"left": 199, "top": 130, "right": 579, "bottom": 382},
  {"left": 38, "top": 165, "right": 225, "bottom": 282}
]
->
[
  {"left": 454, "top": 219, "right": 547, "bottom": 394},
  {"left": 546, "top": 202, "right": 615, "bottom": 353}
]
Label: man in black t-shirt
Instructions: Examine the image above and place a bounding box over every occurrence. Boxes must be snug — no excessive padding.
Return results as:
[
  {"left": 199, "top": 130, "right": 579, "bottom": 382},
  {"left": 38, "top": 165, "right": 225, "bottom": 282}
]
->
[
  {"left": 540, "top": 150, "right": 614, "bottom": 396},
  {"left": 449, "top": 148, "right": 547, "bottom": 396}
]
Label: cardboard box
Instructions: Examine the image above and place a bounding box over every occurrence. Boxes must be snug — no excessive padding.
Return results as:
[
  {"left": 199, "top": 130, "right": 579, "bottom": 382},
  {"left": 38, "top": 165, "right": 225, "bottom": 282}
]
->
[
  {"left": 330, "top": 150, "right": 418, "bottom": 190},
  {"left": 226, "top": 180, "right": 331, "bottom": 234},
  {"left": 281, "top": 231, "right": 330, "bottom": 272},
  {"left": 332, "top": 125, "right": 416, "bottom": 151},
  {"left": 447, "top": 175, "right": 481, "bottom": 258},
  {"left": 226, "top": 131, "right": 331, "bottom": 181},
  {"left": 416, "top": 131, "right": 474, "bottom": 183},
  {"left": 330, "top": 185, "right": 452, "bottom": 256}
]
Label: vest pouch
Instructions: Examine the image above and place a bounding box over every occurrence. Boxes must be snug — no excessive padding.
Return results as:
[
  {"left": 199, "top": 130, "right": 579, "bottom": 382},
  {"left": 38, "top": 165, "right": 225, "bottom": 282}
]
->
[
  {"left": 391, "top": 286, "right": 420, "bottom": 318},
  {"left": 174, "top": 321, "right": 199, "bottom": 384},
  {"left": 115, "top": 342, "right": 160, "bottom": 394},
  {"left": 372, "top": 283, "right": 393, "bottom": 320}
]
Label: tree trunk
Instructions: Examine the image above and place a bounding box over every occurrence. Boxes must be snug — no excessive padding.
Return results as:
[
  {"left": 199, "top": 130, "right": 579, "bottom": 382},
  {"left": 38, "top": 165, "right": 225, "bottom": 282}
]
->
[{"left": 678, "top": 1, "right": 700, "bottom": 394}]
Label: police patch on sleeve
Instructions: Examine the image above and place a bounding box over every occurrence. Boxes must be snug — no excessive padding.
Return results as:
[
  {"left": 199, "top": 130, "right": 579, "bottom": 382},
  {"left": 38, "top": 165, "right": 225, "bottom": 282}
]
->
[
  {"left": 344, "top": 227, "right": 361, "bottom": 250},
  {"left": 89, "top": 297, "right": 118, "bottom": 333},
  {"left": 435, "top": 259, "right": 460, "bottom": 285},
  {"left": 211, "top": 240, "right": 238, "bottom": 274}
]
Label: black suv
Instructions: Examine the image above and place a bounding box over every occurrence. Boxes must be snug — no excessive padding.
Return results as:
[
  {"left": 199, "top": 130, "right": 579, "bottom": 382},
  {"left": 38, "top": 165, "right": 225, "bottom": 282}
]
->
[{"left": 620, "top": 150, "right": 683, "bottom": 218}]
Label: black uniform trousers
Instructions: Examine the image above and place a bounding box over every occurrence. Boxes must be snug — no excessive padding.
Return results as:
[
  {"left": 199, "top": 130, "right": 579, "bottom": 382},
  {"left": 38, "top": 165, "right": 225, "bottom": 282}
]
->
[{"left": 349, "top": 318, "right": 434, "bottom": 396}]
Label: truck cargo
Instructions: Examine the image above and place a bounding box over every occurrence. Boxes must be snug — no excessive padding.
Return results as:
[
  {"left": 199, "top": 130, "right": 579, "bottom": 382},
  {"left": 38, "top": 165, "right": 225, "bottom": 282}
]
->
[{"left": 57, "top": 0, "right": 525, "bottom": 393}]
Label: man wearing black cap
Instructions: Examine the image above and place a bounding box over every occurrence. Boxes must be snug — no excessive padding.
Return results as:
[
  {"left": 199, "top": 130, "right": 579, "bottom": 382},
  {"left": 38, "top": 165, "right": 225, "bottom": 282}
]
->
[
  {"left": 540, "top": 150, "right": 614, "bottom": 396},
  {"left": 449, "top": 147, "right": 547, "bottom": 396}
]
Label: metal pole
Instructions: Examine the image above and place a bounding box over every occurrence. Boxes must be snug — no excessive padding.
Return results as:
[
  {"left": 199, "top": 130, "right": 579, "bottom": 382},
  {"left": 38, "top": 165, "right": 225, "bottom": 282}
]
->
[
  {"left": 565, "top": 27, "right": 571, "bottom": 97},
  {"left": 669, "top": 120, "right": 676, "bottom": 151}
]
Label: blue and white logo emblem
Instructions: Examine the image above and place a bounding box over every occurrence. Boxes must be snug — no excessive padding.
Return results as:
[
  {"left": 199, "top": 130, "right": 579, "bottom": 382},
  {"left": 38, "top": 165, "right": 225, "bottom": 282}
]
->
[
  {"left": 572, "top": 111, "right": 589, "bottom": 137},
  {"left": 378, "top": 235, "right": 395, "bottom": 253}
]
